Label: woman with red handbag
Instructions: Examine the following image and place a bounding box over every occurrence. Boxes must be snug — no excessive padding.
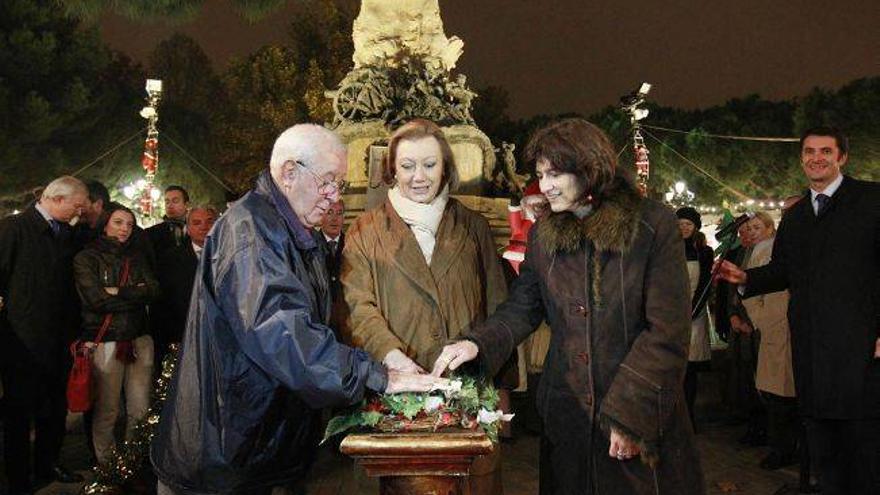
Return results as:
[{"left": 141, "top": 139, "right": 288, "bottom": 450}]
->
[{"left": 73, "top": 203, "right": 160, "bottom": 465}]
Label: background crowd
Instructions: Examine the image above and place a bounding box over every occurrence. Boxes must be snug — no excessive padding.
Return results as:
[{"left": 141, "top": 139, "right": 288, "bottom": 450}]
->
[{"left": 0, "top": 122, "right": 877, "bottom": 495}]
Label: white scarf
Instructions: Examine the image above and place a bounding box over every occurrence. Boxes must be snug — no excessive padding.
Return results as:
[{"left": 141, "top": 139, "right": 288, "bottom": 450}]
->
[{"left": 388, "top": 185, "right": 449, "bottom": 265}]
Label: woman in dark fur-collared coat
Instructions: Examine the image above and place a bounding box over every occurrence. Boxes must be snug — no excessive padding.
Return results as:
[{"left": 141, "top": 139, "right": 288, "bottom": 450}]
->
[{"left": 432, "top": 119, "right": 705, "bottom": 494}]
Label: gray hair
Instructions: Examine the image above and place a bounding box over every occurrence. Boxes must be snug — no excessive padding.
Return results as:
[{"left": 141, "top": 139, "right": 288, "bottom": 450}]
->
[
  {"left": 269, "top": 124, "right": 346, "bottom": 177},
  {"left": 41, "top": 176, "right": 88, "bottom": 201},
  {"left": 188, "top": 205, "right": 219, "bottom": 218}
]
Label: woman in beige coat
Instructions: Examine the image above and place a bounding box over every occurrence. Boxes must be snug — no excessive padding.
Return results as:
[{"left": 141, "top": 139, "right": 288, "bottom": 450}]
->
[
  {"left": 342, "top": 119, "right": 507, "bottom": 493},
  {"left": 741, "top": 212, "right": 798, "bottom": 470}
]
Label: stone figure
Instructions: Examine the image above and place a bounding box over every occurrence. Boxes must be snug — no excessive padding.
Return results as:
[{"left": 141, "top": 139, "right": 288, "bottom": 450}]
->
[{"left": 352, "top": 0, "right": 464, "bottom": 72}]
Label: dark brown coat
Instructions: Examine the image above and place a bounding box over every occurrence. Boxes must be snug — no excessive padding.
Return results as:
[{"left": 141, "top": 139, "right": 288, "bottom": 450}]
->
[{"left": 469, "top": 177, "right": 705, "bottom": 494}]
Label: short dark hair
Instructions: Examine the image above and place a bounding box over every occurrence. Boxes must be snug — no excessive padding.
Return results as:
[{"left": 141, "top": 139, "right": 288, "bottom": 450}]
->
[
  {"left": 164, "top": 185, "right": 190, "bottom": 203},
  {"left": 383, "top": 119, "right": 459, "bottom": 192},
  {"left": 86, "top": 180, "right": 110, "bottom": 205},
  {"left": 799, "top": 126, "right": 849, "bottom": 156},
  {"left": 524, "top": 118, "right": 618, "bottom": 200}
]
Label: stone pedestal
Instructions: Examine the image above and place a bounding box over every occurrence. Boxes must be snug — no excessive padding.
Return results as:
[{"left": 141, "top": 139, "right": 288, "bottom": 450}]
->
[
  {"left": 340, "top": 430, "right": 494, "bottom": 495},
  {"left": 334, "top": 121, "right": 495, "bottom": 210}
]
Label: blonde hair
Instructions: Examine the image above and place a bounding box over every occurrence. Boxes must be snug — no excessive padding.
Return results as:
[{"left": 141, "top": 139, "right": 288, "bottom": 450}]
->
[
  {"left": 751, "top": 211, "right": 776, "bottom": 236},
  {"left": 383, "top": 119, "right": 459, "bottom": 192}
]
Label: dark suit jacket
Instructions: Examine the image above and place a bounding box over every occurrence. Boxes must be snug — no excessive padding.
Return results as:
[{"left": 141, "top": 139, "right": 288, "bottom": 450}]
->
[
  {"left": 315, "top": 232, "right": 344, "bottom": 299},
  {"left": 314, "top": 231, "right": 347, "bottom": 342},
  {"left": 146, "top": 218, "right": 186, "bottom": 266},
  {"left": 0, "top": 206, "right": 81, "bottom": 372},
  {"left": 745, "top": 176, "right": 880, "bottom": 419},
  {"left": 150, "top": 239, "right": 199, "bottom": 348}
]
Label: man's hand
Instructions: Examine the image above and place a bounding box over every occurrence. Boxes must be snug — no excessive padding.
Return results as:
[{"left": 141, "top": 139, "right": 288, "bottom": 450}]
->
[
  {"left": 730, "top": 315, "right": 743, "bottom": 334},
  {"left": 608, "top": 427, "right": 641, "bottom": 461},
  {"left": 431, "top": 340, "right": 479, "bottom": 377},
  {"left": 715, "top": 260, "right": 747, "bottom": 285},
  {"left": 383, "top": 349, "right": 425, "bottom": 374},
  {"left": 385, "top": 371, "right": 449, "bottom": 394},
  {"left": 104, "top": 287, "right": 119, "bottom": 295}
]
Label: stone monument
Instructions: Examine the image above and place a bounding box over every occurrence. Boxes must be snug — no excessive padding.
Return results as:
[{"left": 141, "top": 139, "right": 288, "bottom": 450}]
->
[{"left": 328, "top": 0, "right": 495, "bottom": 206}]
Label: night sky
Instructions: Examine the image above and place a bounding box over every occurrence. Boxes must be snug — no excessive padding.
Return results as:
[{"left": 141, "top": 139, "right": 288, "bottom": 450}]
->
[{"left": 99, "top": 0, "right": 879, "bottom": 118}]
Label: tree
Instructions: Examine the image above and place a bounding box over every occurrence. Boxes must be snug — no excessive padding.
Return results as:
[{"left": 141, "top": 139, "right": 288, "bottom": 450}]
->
[
  {"left": 0, "top": 0, "right": 141, "bottom": 211},
  {"left": 60, "top": 0, "right": 288, "bottom": 22},
  {"left": 213, "top": 45, "right": 307, "bottom": 193}
]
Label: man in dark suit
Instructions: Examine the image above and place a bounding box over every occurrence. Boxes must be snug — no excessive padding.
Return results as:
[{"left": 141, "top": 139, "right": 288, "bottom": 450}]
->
[
  {"left": 314, "top": 199, "right": 347, "bottom": 342},
  {"left": 719, "top": 126, "right": 880, "bottom": 495},
  {"left": 146, "top": 185, "right": 190, "bottom": 260},
  {"left": 0, "top": 176, "right": 88, "bottom": 494},
  {"left": 151, "top": 205, "right": 217, "bottom": 366}
]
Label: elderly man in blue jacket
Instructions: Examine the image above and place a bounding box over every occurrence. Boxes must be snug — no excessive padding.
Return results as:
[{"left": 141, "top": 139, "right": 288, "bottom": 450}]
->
[{"left": 151, "top": 124, "right": 444, "bottom": 495}]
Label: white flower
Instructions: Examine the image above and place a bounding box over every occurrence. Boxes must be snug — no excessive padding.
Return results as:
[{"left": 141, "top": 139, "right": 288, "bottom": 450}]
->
[
  {"left": 431, "top": 379, "right": 463, "bottom": 398},
  {"left": 424, "top": 396, "right": 445, "bottom": 413},
  {"left": 140, "top": 106, "right": 157, "bottom": 119},
  {"left": 477, "top": 408, "right": 515, "bottom": 424}
]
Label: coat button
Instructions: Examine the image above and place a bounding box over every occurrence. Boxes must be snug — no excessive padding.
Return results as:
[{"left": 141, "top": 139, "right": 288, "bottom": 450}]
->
[{"left": 569, "top": 303, "right": 589, "bottom": 317}]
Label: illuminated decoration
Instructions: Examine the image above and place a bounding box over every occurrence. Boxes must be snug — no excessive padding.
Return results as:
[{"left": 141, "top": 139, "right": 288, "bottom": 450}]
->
[
  {"left": 80, "top": 346, "right": 178, "bottom": 494},
  {"left": 137, "top": 79, "right": 162, "bottom": 218},
  {"left": 620, "top": 82, "right": 652, "bottom": 196},
  {"left": 664, "top": 180, "right": 695, "bottom": 207}
]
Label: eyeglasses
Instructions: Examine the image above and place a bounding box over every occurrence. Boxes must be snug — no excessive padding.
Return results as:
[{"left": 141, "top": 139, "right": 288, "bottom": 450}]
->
[{"left": 296, "top": 160, "right": 347, "bottom": 195}]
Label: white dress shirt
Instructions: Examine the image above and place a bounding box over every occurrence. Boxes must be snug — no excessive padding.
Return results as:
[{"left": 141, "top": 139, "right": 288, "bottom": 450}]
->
[{"left": 809, "top": 173, "right": 844, "bottom": 215}]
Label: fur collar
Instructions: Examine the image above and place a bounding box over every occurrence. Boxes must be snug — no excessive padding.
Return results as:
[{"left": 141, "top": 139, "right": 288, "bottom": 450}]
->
[{"left": 537, "top": 176, "right": 643, "bottom": 255}]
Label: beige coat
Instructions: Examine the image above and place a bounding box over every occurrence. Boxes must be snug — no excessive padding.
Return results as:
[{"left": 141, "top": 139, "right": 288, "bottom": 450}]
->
[
  {"left": 342, "top": 198, "right": 508, "bottom": 370},
  {"left": 742, "top": 237, "right": 796, "bottom": 397}
]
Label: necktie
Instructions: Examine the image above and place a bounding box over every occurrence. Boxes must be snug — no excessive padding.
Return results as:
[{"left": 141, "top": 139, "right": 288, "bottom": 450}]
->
[
  {"left": 328, "top": 240, "right": 337, "bottom": 256},
  {"left": 816, "top": 193, "right": 831, "bottom": 216},
  {"left": 49, "top": 219, "right": 61, "bottom": 235}
]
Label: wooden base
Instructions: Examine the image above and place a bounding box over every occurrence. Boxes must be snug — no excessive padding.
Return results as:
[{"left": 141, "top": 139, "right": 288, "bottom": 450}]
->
[{"left": 340, "top": 429, "right": 494, "bottom": 495}]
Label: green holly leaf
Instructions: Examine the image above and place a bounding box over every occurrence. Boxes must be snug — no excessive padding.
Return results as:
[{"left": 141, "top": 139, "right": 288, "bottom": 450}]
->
[
  {"left": 320, "top": 405, "right": 388, "bottom": 444},
  {"left": 382, "top": 393, "right": 426, "bottom": 419},
  {"left": 479, "top": 386, "right": 500, "bottom": 411},
  {"left": 457, "top": 384, "right": 480, "bottom": 413},
  {"left": 362, "top": 410, "right": 383, "bottom": 427}
]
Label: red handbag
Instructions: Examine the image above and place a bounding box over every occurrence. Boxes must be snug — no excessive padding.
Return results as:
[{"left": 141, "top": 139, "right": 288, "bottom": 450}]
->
[{"left": 67, "top": 258, "right": 131, "bottom": 413}]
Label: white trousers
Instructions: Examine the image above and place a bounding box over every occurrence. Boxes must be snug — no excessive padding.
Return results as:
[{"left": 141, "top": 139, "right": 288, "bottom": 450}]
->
[{"left": 91, "top": 335, "right": 154, "bottom": 464}]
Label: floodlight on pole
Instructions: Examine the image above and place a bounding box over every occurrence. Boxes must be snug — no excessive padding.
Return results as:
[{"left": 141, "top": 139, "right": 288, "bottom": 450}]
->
[{"left": 619, "top": 81, "right": 653, "bottom": 196}]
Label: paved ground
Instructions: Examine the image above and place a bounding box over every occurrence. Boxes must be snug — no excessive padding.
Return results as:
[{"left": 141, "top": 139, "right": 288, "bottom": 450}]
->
[{"left": 2, "top": 368, "right": 807, "bottom": 495}]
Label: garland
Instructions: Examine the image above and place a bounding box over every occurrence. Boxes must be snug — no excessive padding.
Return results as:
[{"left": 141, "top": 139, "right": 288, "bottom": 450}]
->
[
  {"left": 323, "top": 375, "right": 513, "bottom": 443},
  {"left": 80, "top": 346, "right": 178, "bottom": 495}
]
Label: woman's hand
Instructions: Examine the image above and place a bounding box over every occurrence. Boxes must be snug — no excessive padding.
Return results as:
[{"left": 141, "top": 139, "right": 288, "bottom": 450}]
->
[
  {"left": 608, "top": 427, "right": 641, "bottom": 461},
  {"left": 383, "top": 349, "right": 426, "bottom": 374},
  {"left": 104, "top": 287, "right": 119, "bottom": 295},
  {"left": 431, "top": 340, "right": 479, "bottom": 377}
]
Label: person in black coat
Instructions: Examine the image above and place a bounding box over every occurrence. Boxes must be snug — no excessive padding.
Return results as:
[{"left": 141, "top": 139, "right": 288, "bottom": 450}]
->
[
  {"left": 0, "top": 176, "right": 88, "bottom": 493},
  {"left": 145, "top": 185, "right": 190, "bottom": 266},
  {"left": 150, "top": 205, "right": 217, "bottom": 366},
  {"left": 676, "top": 207, "right": 714, "bottom": 430},
  {"left": 313, "top": 199, "right": 346, "bottom": 341},
  {"left": 73, "top": 203, "right": 161, "bottom": 465},
  {"left": 719, "top": 126, "right": 880, "bottom": 495}
]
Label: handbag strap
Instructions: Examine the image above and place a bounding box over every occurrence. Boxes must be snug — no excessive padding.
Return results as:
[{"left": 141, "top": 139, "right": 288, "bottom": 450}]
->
[{"left": 93, "top": 257, "right": 132, "bottom": 346}]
